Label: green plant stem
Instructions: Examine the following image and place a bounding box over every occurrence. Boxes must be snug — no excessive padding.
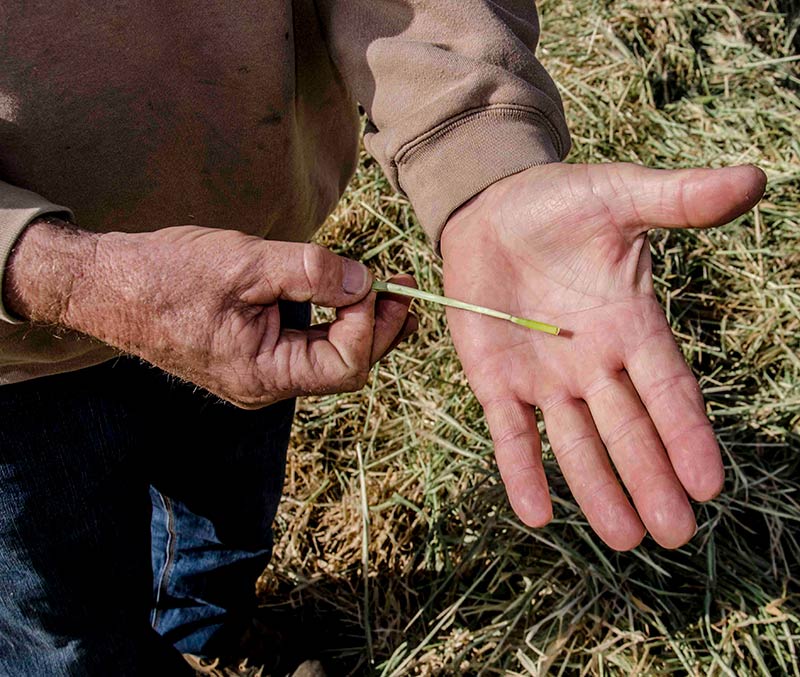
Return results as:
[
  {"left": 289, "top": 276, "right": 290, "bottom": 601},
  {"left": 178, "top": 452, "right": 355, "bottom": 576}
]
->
[{"left": 372, "top": 280, "right": 561, "bottom": 336}]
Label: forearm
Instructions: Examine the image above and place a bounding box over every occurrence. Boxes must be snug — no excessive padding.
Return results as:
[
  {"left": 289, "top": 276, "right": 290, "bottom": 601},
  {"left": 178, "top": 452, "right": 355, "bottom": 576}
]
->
[
  {"left": 3, "top": 216, "right": 153, "bottom": 368},
  {"left": 3, "top": 217, "right": 101, "bottom": 327},
  {"left": 3, "top": 219, "right": 195, "bottom": 363},
  {"left": 4, "top": 216, "right": 200, "bottom": 359}
]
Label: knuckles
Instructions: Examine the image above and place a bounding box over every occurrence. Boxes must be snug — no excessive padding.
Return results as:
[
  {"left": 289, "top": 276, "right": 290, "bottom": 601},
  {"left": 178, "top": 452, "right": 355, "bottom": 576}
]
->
[
  {"left": 339, "top": 363, "right": 370, "bottom": 393},
  {"left": 312, "top": 359, "right": 371, "bottom": 395},
  {"left": 301, "top": 243, "right": 334, "bottom": 298}
]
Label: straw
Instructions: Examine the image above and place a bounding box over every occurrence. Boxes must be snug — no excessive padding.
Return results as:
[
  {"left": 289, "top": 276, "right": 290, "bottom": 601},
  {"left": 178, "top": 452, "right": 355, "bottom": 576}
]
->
[{"left": 372, "top": 280, "right": 561, "bottom": 336}]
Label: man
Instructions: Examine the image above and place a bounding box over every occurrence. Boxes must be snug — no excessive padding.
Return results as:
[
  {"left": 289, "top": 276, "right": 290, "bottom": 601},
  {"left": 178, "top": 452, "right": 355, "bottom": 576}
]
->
[{"left": 0, "top": 1, "right": 766, "bottom": 674}]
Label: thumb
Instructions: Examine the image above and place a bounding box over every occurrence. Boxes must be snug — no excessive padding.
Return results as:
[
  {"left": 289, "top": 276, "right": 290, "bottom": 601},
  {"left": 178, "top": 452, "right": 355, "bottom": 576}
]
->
[
  {"left": 602, "top": 163, "right": 767, "bottom": 235},
  {"left": 248, "top": 242, "right": 372, "bottom": 308}
]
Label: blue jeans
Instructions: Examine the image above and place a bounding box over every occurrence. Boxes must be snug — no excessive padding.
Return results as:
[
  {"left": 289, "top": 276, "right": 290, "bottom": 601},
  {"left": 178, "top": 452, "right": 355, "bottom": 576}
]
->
[{"left": 0, "top": 302, "right": 308, "bottom": 676}]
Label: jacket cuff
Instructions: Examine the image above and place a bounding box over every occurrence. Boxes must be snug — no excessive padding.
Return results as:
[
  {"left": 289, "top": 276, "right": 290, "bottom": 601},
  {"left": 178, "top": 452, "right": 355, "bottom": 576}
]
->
[
  {"left": 396, "top": 105, "right": 569, "bottom": 249},
  {"left": 0, "top": 183, "right": 74, "bottom": 324}
]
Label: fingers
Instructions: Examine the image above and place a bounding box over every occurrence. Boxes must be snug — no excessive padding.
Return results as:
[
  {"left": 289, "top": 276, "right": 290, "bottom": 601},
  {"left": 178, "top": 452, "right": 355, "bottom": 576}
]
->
[
  {"left": 272, "top": 273, "right": 416, "bottom": 397},
  {"left": 271, "top": 292, "right": 376, "bottom": 397},
  {"left": 540, "top": 396, "right": 645, "bottom": 550},
  {"left": 384, "top": 314, "right": 419, "bottom": 356},
  {"left": 582, "top": 370, "right": 697, "bottom": 549},
  {"left": 370, "top": 274, "right": 417, "bottom": 363},
  {"left": 484, "top": 398, "right": 552, "bottom": 527},
  {"left": 245, "top": 242, "right": 373, "bottom": 308},
  {"left": 625, "top": 326, "right": 724, "bottom": 502},
  {"left": 598, "top": 164, "right": 767, "bottom": 235}
]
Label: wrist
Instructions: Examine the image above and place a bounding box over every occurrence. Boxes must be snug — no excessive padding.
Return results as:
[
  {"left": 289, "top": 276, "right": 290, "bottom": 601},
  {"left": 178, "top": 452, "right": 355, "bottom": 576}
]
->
[
  {"left": 440, "top": 169, "right": 520, "bottom": 260},
  {"left": 440, "top": 162, "right": 566, "bottom": 261},
  {"left": 4, "top": 217, "right": 101, "bottom": 326}
]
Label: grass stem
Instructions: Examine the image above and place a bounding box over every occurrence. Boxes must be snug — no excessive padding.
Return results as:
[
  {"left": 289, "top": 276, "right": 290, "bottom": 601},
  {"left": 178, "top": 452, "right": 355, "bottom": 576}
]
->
[{"left": 372, "top": 280, "right": 561, "bottom": 336}]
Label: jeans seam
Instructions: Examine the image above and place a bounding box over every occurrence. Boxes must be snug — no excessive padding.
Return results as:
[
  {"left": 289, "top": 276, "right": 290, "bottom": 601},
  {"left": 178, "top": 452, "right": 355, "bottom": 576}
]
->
[{"left": 150, "top": 493, "right": 177, "bottom": 630}]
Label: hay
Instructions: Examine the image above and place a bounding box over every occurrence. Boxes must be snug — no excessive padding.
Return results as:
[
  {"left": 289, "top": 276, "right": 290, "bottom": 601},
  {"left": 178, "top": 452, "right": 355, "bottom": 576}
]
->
[{"left": 262, "top": 1, "right": 799, "bottom": 674}]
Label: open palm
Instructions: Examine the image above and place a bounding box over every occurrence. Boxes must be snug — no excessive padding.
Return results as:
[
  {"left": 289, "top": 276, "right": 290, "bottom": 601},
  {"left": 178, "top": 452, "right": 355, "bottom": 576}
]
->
[{"left": 441, "top": 162, "right": 766, "bottom": 550}]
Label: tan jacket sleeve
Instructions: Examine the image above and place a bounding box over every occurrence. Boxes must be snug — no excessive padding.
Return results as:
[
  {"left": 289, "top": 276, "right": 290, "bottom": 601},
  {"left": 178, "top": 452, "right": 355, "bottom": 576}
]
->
[
  {"left": 314, "top": 0, "right": 571, "bottom": 245},
  {"left": 0, "top": 181, "right": 73, "bottom": 324}
]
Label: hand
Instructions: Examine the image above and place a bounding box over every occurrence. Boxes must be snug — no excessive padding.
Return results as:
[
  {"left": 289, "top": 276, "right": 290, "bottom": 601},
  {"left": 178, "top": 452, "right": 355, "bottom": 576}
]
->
[
  {"left": 441, "top": 162, "right": 766, "bottom": 550},
  {"left": 6, "top": 221, "right": 416, "bottom": 408}
]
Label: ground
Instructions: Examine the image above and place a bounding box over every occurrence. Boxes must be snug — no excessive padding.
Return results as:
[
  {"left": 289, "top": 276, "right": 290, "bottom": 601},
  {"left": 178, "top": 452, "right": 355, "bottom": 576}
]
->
[{"left": 247, "top": 1, "right": 798, "bottom": 674}]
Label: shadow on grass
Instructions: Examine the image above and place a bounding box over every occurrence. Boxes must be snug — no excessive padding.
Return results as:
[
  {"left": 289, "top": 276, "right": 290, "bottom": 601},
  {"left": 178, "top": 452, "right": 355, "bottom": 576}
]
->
[{"left": 253, "top": 432, "right": 799, "bottom": 676}]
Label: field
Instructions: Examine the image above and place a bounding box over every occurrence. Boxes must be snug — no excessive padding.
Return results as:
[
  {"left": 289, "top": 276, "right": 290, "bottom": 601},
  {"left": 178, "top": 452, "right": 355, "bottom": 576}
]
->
[{"left": 252, "top": 1, "right": 799, "bottom": 675}]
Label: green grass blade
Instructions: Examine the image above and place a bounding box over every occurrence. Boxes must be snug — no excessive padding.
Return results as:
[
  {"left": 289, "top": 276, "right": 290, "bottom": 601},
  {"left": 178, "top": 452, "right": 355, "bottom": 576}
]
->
[
  {"left": 372, "top": 280, "right": 561, "bottom": 336},
  {"left": 510, "top": 316, "right": 561, "bottom": 336}
]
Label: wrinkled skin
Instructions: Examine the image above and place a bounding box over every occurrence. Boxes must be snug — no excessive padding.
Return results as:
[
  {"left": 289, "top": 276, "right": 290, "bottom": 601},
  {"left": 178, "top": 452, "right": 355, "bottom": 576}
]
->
[
  {"left": 442, "top": 162, "right": 766, "bottom": 550},
  {"left": 7, "top": 223, "right": 417, "bottom": 408}
]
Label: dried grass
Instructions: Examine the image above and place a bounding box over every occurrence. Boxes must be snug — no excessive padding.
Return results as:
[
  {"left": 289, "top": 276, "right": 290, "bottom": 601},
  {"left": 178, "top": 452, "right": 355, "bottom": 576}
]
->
[{"left": 257, "top": 1, "right": 799, "bottom": 674}]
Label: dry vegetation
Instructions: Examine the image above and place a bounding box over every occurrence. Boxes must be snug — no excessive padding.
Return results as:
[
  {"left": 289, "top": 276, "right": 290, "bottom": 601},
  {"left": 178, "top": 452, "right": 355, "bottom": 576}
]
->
[{"left": 253, "top": 1, "right": 799, "bottom": 674}]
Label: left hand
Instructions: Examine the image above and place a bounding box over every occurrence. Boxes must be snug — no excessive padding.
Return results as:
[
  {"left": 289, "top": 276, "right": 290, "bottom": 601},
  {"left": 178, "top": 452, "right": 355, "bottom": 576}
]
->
[{"left": 441, "top": 162, "right": 766, "bottom": 550}]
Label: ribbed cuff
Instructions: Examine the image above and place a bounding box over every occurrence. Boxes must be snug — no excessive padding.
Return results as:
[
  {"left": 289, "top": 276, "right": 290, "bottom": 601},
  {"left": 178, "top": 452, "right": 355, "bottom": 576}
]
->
[
  {"left": 396, "top": 104, "right": 568, "bottom": 249},
  {"left": 0, "top": 183, "right": 74, "bottom": 324}
]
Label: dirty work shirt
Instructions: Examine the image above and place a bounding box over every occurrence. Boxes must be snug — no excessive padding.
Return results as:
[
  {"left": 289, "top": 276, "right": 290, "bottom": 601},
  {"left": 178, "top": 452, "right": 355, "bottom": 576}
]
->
[{"left": 0, "top": 1, "right": 570, "bottom": 384}]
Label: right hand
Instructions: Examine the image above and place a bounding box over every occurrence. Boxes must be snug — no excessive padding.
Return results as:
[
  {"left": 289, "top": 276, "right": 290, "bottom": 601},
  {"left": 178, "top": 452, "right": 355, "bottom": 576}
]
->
[{"left": 6, "top": 222, "right": 416, "bottom": 408}]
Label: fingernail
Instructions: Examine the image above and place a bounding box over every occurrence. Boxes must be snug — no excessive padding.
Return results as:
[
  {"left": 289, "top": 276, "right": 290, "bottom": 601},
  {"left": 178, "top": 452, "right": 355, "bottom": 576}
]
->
[{"left": 343, "top": 260, "right": 369, "bottom": 295}]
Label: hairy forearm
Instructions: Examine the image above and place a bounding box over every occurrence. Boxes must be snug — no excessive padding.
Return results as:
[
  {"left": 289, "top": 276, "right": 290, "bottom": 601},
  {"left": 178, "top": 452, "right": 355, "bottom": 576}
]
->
[
  {"left": 3, "top": 217, "right": 101, "bottom": 327},
  {"left": 3, "top": 219, "right": 190, "bottom": 361}
]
